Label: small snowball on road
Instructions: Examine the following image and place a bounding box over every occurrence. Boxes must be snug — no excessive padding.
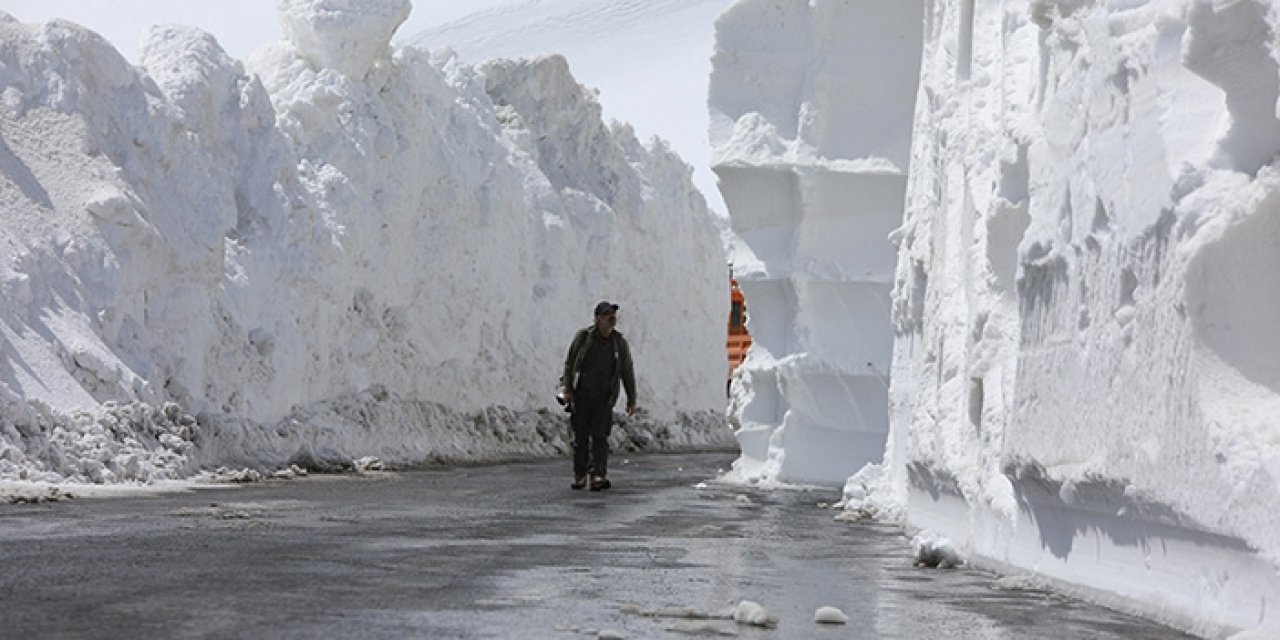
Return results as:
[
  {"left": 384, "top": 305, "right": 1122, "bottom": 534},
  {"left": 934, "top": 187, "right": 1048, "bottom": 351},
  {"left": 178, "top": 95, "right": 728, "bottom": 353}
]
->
[
  {"left": 731, "top": 600, "right": 776, "bottom": 628},
  {"left": 815, "top": 605, "right": 849, "bottom": 624}
]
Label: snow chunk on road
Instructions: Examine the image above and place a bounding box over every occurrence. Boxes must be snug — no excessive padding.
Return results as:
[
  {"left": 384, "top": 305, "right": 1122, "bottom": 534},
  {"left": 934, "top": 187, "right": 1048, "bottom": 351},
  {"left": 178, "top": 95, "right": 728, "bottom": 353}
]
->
[
  {"left": 730, "top": 600, "right": 776, "bottom": 628},
  {"left": 837, "top": 462, "right": 903, "bottom": 523},
  {"left": 814, "top": 606, "right": 849, "bottom": 625},
  {"left": 911, "top": 532, "right": 962, "bottom": 569}
]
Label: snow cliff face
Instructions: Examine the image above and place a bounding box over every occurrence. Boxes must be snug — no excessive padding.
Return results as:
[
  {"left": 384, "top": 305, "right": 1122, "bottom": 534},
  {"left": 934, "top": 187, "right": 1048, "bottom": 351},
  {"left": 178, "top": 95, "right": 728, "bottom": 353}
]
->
[
  {"left": 0, "top": 2, "right": 727, "bottom": 485},
  {"left": 896, "top": 1, "right": 1280, "bottom": 634},
  {"left": 710, "top": 0, "right": 923, "bottom": 486},
  {"left": 716, "top": 0, "right": 1280, "bottom": 634}
]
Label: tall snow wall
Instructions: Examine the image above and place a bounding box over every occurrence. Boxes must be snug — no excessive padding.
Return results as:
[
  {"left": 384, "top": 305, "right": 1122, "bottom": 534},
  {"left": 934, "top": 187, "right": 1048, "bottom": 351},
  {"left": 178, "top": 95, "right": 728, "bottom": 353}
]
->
[
  {"left": 893, "top": 1, "right": 1280, "bottom": 635},
  {"left": 710, "top": 0, "right": 923, "bottom": 486},
  {"left": 0, "top": 1, "right": 728, "bottom": 486},
  {"left": 717, "top": 0, "right": 1280, "bottom": 635}
]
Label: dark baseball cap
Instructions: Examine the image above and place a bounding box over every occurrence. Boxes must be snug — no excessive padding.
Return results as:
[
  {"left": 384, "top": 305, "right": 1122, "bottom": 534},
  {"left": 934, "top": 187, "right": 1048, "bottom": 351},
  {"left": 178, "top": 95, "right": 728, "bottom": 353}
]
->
[{"left": 594, "top": 301, "right": 619, "bottom": 316}]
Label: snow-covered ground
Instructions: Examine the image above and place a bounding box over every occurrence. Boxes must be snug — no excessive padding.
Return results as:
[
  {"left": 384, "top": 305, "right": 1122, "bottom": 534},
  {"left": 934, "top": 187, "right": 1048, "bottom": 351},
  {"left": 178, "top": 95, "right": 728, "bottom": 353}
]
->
[
  {"left": 714, "top": 0, "right": 1280, "bottom": 636},
  {"left": 0, "top": 0, "right": 731, "bottom": 491}
]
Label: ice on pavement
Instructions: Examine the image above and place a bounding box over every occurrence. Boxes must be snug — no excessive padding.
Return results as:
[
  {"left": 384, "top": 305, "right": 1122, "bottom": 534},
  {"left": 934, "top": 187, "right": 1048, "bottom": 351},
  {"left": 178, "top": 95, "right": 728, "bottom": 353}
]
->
[
  {"left": 712, "top": 0, "right": 1280, "bottom": 635},
  {"left": 0, "top": 1, "right": 730, "bottom": 492},
  {"left": 620, "top": 601, "right": 779, "bottom": 629}
]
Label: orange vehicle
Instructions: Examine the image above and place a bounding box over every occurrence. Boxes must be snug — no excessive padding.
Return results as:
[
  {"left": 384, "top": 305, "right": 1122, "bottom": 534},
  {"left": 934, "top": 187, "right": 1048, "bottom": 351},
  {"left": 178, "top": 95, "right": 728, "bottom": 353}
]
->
[{"left": 727, "top": 278, "right": 752, "bottom": 381}]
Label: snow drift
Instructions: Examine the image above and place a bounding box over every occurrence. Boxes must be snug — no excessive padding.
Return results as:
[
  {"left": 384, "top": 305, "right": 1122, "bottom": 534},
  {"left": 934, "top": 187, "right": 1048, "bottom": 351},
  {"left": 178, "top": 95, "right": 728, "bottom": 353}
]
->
[
  {"left": 715, "top": 0, "right": 1280, "bottom": 635},
  {"left": 0, "top": 0, "right": 729, "bottom": 488}
]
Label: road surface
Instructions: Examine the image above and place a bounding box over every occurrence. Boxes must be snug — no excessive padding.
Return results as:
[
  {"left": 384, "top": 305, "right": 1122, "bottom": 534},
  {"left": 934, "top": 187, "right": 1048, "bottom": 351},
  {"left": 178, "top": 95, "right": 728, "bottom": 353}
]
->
[{"left": 0, "top": 453, "right": 1191, "bottom": 639}]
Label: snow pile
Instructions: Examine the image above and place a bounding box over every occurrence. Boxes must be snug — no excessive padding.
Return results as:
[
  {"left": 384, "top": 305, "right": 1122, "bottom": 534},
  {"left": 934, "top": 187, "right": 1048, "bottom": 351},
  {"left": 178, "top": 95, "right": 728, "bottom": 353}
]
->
[
  {"left": 836, "top": 461, "right": 902, "bottom": 523},
  {"left": 710, "top": 0, "right": 923, "bottom": 486},
  {"left": 813, "top": 606, "right": 848, "bottom": 625},
  {"left": 714, "top": 0, "right": 1280, "bottom": 634},
  {"left": 0, "top": 2, "right": 728, "bottom": 488},
  {"left": 729, "top": 600, "right": 776, "bottom": 628},
  {"left": 910, "top": 532, "right": 962, "bottom": 570}
]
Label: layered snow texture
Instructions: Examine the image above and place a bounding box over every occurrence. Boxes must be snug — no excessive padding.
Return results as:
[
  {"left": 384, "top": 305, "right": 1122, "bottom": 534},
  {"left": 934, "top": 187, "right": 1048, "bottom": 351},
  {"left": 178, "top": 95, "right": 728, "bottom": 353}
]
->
[
  {"left": 710, "top": 0, "right": 923, "bottom": 486},
  {"left": 0, "top": 2, "right": 730, "bottom": 488},
  {"left": 895, "top": 1, "right": 1280, "bottom": 635},
  {"left": 717, "top": 0, "right": 1280, "bottom": 635}
]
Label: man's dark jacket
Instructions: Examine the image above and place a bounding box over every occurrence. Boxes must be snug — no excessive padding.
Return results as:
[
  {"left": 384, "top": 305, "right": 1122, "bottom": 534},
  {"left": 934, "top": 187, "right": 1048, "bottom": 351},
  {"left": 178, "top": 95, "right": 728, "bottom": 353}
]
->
[{"left": 561, "top": 326, "right": 636, "bottom": 409}]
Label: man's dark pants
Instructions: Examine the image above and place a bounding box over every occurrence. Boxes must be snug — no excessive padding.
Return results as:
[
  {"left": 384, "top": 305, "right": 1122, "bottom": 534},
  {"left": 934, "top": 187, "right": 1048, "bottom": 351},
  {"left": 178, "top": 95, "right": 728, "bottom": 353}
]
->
[{"left": 571, "top": 394, "right": 613, "bottom": 478}]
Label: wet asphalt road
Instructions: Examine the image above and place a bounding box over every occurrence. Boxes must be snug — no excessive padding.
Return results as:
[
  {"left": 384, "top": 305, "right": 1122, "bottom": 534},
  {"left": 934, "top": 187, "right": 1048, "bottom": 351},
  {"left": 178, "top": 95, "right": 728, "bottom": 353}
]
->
[{"left": 0, "top": 453, "right": 1192, "bottom": 639}]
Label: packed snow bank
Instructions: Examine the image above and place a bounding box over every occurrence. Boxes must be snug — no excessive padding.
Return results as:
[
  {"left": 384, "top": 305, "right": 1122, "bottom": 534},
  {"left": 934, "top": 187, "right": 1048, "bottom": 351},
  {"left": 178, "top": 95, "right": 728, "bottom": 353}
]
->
[
  {"left": 710, "top": 0, "right": 923, "bottom": 486},
  {"left": 890, "top": 0, "right": 1280, "bottom": 635},
  {"left": 716, "top": 0, "right": 1280, "bottom": 635},
  {"left": 0, "top": 2, "right": 729, "bottom": 488}
]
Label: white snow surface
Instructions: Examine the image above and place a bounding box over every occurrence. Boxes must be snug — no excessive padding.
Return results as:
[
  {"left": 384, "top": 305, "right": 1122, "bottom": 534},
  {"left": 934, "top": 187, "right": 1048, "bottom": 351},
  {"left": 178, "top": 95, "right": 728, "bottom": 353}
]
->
[
  {"left": 910, "top": 532, "right": 963, "bottom": 570},
  {"left": 813, "top": 605, "right": 848, "bottom": 625},
  {"left": 407, "top": 0, "right": 737, "bottom": 216},
  {"left": 729, "top": 600, "right": 776, "bottom": 628},
  {"left": 0, "top": 3, "right": 730, "bottom": 488},
  {"left": 715, "top": 0, "right": 1280, "bottom": 636},
  {"left": 711, "top": 0, "right": 922, "bottom": 487},
  {"left": 893, "top": 0, "right": 1280, "bottom": 635}
]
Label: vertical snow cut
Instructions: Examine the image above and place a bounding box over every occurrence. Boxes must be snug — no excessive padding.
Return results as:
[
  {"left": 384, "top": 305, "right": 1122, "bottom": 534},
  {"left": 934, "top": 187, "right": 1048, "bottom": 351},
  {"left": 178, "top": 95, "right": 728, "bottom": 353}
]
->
[
  {"left": 893, "top": 0, "right": 1280, "bottom": 636},
  {"left": 711, "top": 0, "right": 924, "bottom": 486}
]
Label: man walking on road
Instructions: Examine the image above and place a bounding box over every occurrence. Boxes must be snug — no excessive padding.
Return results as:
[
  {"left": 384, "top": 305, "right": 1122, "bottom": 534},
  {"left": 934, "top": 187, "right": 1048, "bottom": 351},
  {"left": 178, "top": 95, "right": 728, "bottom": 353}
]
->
[{"left": 561, "top": 301, "right": 638, "bottom": 491}]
